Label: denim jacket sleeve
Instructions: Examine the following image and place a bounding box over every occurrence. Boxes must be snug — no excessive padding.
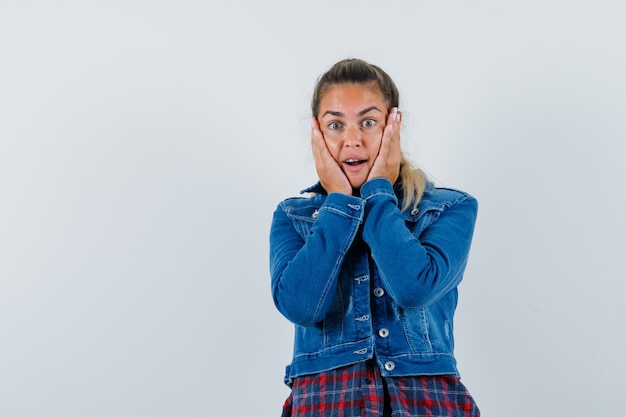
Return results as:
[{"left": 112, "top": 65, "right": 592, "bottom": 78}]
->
[
  {"left": 270, "top": 192, "right": 365, "bottom": 327},
  {"left": 360, "top": 178, "right": 478, "bottom": 309}
]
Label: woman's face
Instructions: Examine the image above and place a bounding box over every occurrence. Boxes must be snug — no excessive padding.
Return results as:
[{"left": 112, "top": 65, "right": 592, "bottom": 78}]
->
[{"left": 317, "top": 83, "right": 389, "bottom": 190}]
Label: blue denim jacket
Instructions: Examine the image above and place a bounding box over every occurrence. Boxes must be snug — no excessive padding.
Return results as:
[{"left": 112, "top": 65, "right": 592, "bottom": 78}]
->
[{"left": 270, "top": 178, "right": 477, "bottom": 385}]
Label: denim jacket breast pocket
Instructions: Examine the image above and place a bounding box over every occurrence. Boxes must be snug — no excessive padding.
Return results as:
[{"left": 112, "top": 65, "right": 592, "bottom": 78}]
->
[
  {"left": 284, "top": 204, "right": 321, "bottom": 241},
  {"left": 403, "top": 201, "right": 446, "bottom": 237}
]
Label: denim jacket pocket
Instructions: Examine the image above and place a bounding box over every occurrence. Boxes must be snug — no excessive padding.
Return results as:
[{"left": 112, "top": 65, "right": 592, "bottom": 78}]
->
[
  {"left": 399, "top": 307, "right": 434, "bottom": 354},
  {"left": 285, "top": 205, "right": 319, "bottom": 239},
  {"left": 405, "top": 205, "right": 444, "bottom": 236}
]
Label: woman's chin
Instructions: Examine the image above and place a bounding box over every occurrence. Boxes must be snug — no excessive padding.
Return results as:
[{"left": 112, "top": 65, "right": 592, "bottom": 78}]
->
[{"left": 346, "top": 172, "right": 370, "bottom": 191}]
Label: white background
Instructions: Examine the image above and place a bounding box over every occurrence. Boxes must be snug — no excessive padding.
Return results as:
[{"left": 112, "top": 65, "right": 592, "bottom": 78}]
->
[{"left": 1, "top": 1, "right": 625, "bottom": 416}]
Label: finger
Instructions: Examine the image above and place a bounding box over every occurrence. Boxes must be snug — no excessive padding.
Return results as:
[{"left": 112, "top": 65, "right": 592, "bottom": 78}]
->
[
  {"left": 368, "top": 109, "right": 402, "bottom": 183},
  {"left": 311, "top": 119, "right": 339, "bottom": 173},
  {"left": 388, "top": 108, "right": 402, "bottom": 145},
  {"left": 310, "top": 119, "right": 324, "bottom": 157},
  {"left": 310, "top": 118, "right": 351, "bottom": 194},
  {"left": 379, "top": 123, "right": 393, "bottom": 158},
  {"left": 310, "top": 117, "right": 320, "bottom": 144},
  {"left": 386, "top": 107, "right": 401, "bottom": 126},
  {"left": 311, "top": 116, "right": 321, "bottom": 131},
  {"left": 311, "top": 122, "right": 330, "bottom": 162},
  {"left": 381, "top": 108, "right": 401, "bottom": 151},
  {"left": 387, "top": 107, "right": 402, "bottom": 135},
  {"left": 386, "top": 107, "right": 396, "bottom": 126}
]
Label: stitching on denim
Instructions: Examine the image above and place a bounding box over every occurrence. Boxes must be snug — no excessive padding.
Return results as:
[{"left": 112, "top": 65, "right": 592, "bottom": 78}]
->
[
  {"left": 354, "top": 275, "right": 369, "bottom": 283},
  {"left": 321, "top": 206, "right": 363, "bottom": 221},
  {"left": 292, "top": 339, "right": 374, "bottom": 359},
  {"left": 364, "top": 191, "right": 395, "bottom": 202}
]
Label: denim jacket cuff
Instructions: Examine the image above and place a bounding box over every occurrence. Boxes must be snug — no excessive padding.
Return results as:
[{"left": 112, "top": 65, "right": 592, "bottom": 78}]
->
[
  {"left": 360, "top": 178, "right": 397, "bottom": 203},
  {"left": 321, "top": 192, "right": 365, "bottom": 221}
]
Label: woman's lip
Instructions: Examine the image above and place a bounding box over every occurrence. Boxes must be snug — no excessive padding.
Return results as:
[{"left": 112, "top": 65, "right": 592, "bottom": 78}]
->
[
  {"left": 342, "top": 160, "right": 367, "bottom": 172},
  {"left": 343, "top": 157, "right": 366, "bottom": 164}
]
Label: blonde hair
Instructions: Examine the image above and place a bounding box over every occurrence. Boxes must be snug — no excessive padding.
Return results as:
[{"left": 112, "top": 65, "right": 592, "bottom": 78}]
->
[
  {"left": 312, "top": 58, "right": 426, "bottom": 210},
  {"left": 399, "top": 155, "right": 426, "bottom": 212}
]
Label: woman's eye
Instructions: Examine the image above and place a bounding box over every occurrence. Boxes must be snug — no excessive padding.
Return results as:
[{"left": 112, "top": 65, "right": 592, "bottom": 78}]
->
[
  {"left": 329, "top": 122, "right": 342, "bottom": 130},
  {"left": 362, "top": 119, "right": 376, "bottom": 128}
]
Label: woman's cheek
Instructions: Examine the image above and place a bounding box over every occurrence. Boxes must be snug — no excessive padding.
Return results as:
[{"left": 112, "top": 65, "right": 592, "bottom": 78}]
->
[
  {"left": 368, "top": 131, "right": 383, "bottom": 150},
  {"left": 324, "top": 136, "right": 343, "bottom": 161}
]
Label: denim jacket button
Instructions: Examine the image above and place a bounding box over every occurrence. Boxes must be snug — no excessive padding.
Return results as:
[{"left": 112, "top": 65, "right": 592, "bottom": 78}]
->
[
  {"left": 378, "top": 328, "right": 389, "bottom": 338},
  {"left": 311, "top": 210, "right": 319, "bottom": 219},
  {"left": 384, "top": 361, "right": 395, "bottom": 371},
  {"left": 373, "top": 287, "right": 385, "bottom": 297},
  {"left": 410, "top": 207, "right": 419, "bottom": 216}
]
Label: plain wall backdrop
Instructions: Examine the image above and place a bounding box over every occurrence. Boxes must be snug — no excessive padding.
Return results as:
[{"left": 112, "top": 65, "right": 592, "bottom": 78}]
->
[{"left": 1, "top": 1, "right": 625, "bottom": 416}]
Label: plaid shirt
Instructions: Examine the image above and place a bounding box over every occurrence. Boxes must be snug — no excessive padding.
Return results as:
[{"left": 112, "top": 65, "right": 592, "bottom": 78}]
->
[{"left": 281, "top": 360, "right": 480, "bottom": 417}]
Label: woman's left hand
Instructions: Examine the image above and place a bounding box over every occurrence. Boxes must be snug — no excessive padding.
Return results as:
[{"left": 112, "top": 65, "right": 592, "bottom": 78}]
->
[{"left": 367, "top": 107, "right": 402, "bottom": 184}]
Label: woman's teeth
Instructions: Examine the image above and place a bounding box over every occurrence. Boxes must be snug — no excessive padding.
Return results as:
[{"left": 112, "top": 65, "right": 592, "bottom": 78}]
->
[{"left": 345, "top": 159, "right": 363, "bottom": 166}]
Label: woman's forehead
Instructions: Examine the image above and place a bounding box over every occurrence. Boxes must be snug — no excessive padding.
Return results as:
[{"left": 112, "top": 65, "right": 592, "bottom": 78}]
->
[{"left": 319, "top": 83, "right": 386, "bottom": 116}]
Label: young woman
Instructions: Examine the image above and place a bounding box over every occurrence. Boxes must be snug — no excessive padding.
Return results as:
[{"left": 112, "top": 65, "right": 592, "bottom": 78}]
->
[{"left": 270, "top": 59, "right": 480, "bottom": 417}]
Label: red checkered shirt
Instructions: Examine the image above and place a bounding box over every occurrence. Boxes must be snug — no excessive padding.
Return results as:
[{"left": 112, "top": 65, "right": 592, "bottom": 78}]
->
[{"left": 281, "top": 360, "right": 480, "bottom": 417}]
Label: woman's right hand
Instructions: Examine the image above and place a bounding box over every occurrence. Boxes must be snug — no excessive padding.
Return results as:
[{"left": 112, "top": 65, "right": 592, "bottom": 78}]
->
[{"left": 311, "top": 117, "right": 352, "bottom": 195}]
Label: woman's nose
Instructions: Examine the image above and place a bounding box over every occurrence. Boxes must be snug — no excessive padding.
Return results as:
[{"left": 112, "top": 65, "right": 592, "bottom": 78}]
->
[{"left": 344, "top": 126, "right": 362, "bottom": 147}]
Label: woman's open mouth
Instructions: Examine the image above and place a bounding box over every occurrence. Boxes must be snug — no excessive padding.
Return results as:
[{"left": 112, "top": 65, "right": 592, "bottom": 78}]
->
[
  {"left": 344, "top": 158, "right": 366, "bottom": 166},
  {"left": 343, "top": 158, "right": 367, "bottom": 172}
]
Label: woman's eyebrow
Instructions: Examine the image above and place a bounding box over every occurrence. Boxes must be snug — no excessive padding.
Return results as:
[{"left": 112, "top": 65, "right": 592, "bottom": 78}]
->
[
  {"left": 321, "top": 110, "right": 344, "bottom": 118},
  {"left": 321, "top": 106, "right": 384, "bottom": 118},
  {"left": 358, "top": 106, "right": 384, "bottom": 116}
]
